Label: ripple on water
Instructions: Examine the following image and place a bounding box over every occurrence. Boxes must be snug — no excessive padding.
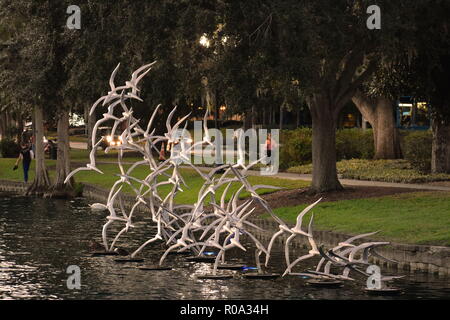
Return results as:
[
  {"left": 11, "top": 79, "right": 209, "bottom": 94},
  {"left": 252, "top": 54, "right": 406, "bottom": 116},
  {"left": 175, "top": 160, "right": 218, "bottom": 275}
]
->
[{"left": 0, "top": 192, "right": 449, "bottom": 300}]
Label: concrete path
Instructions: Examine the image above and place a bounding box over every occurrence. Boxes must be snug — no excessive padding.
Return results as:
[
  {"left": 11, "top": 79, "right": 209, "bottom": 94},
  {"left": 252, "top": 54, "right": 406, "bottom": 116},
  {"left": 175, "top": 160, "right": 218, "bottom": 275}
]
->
[{"left": 70, "top": 141, "right": 87, "bottom": 149}]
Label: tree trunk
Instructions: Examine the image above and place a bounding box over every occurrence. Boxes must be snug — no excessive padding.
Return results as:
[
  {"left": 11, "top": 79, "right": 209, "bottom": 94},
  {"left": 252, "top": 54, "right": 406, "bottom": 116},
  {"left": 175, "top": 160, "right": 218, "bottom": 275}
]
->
[
  {"left": 431, "top": 118, "right": 450, "bottom": 173},
  {"left": 262, "top": 106, "right": 266, "bottom": 127},
  {"left": 279, "top": 103, "right": 283, "bottom": 131},
  {"left": 5, "top": 110, "right": 13, "bottom": 140},
  {"left": 352, "top": 92, "right": 402, "bottom": 159},
  {"left": 15, "top": 110, "right": 24, "bottom": 143},
  {"left": 27, "top": 105, "right": 50, "bottom": 195},
  {"left": 0, "top": 110, "right": 7, "bottom": 140},
  {"left": 50, "top": 108, "right": 74, "bottom": 198},
  {"left": 251, "top": 105, "right": 256, "bottom": 128},
  {"left": 309, "top": 95, "right": 343, "bottom": 193},
  {"left": 271, "top": 104, "right": 275, "bottom": 125},
  {"left": 0, "top": 109, "right": 14, "bottom": 141},
  {"left": 88, "top": 111, "right": 96, "bottom": 152},
  {"left": 362, "top": 116, "right": 367, "bottom": 130},
  {"left": 372, "top": 97, "right": 402, "bottom": 159}
]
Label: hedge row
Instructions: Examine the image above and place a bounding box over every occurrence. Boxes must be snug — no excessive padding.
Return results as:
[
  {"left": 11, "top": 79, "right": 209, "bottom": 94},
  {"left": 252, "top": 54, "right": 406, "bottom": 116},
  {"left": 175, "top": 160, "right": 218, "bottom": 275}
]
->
[
  {"left": 401, "top": 130, "right": 432, "bottom": 173},
  {"left": 280, "top": 128, "right": 374, "bottom": 169},
  {"left": 279, "top": 128, "right": 432, "bottom": 172},
  {"left": 0, "top": 139, "right": 21, "bottom": 158},
  {"left": 287, "top": 159, "right": 450, "bottom": 183}
]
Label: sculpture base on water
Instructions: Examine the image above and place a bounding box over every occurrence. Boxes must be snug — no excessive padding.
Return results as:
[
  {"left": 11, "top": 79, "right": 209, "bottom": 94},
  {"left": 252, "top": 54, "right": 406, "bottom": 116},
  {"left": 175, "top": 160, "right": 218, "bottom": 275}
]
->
[
  {"left": 306, "top": 279, "right": 343, "bottom": 288},
  {"left": 186, "top": 256, "right": 217, "bottom": 263},
  {"left": 365, "top": 287, "right": 402, "bottom": 295},
  {"left": 242, "top": 273, "right": 280, "bottom": 280},
  {"left": 167, "top": 251, "right": 192, "bottom": 255},
  {"left": 138, "top": 265, "right": 172, "bottom": 271},
  {"left": 91, "top": 251, "right": 119, "bottom": 257},
  {"left": 114, "top": 258, "right": 145, "bottom": 263},
  {"left": 196, "top": 274, "right": 234, "bottom": 280},
  {"left": 217, "top": 264, "right": 246, "bottom": 270}
]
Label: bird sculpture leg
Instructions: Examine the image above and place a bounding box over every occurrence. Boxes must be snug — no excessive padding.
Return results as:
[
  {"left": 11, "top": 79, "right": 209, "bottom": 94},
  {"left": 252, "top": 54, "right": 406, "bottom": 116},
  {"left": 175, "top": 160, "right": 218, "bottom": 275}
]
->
[
  {"left": 110, "top": 227, "right": 128, "bottom": 252},
  {"left": 102, "top": 220, "right": 114, "bottom": 251},
  {"left": 283, "top": 234, "right": 296, "bottom": 274},
  {"left": 255, "top": 249, "right": 263, "bottom": 274},
  {"left": 282, "top": 253, "right": 314, "bottom": 277},
  {"left": 212, "top": 251, "right": 225, "bottom": 276},
  {"left": 130, "top": 233, "right": 162, "bottom": 258},
  {"left": 159, "top": 243, "right": 181, "bottom": 266},
  {"left": 265, "top": 229, "right": 284, "bottom": 266}
]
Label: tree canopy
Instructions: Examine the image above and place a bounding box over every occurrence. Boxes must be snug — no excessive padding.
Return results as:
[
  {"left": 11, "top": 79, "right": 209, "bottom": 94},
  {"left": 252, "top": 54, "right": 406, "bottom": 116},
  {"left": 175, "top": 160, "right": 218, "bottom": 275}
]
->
[{"left": 1, "top": 0, "right": 449, "bottom": 191}]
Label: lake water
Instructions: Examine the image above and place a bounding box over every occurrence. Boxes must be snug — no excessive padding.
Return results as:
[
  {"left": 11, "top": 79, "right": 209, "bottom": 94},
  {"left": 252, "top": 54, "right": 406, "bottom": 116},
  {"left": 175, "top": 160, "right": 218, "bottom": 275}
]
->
[{"left": 0, "top": 192, "right": 448, "bottom": 300}]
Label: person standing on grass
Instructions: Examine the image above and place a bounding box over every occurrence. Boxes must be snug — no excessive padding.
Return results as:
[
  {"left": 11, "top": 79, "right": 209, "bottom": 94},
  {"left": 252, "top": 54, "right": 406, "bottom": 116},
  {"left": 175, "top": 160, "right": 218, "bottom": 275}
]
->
[
  {"left": 159, "top": 142, "right": 166, "bottom": 161},
  {"left": 266, "top": 133, "right": 276, "bottom": 158},
  {"left": 13, "top": 142, "right": 34, "bottom": 183}
]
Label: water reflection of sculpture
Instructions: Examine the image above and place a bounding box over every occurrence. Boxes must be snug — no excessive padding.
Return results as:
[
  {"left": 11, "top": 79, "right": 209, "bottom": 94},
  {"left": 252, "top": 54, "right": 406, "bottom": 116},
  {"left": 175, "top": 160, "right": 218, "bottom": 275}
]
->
[{"left": 66, "top": 63, "right": 401, "bottom": 290}]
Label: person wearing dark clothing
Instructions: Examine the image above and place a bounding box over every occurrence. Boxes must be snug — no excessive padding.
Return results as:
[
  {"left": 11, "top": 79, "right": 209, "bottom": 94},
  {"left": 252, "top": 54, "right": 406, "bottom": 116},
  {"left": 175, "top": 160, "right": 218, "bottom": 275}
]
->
[
  {"left": 14, "top": 143, "right": 34, "bottom": 182},
  {"left": 45, "top": 140, "right": 57, "bottom": 160}
]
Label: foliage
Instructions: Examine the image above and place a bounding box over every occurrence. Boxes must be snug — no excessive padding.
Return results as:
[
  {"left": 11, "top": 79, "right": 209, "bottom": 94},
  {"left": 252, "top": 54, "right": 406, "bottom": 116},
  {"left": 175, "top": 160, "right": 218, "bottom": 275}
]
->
[
  {"left": 73, "top": 182, "right": 84, "bottom": 197},
  {"left": 279, "top": 128, "right": 312, "bottom": 168},
  {"left": 0, "top": 139, "right": 20, "bottom": 158},
  {"left": 336, "top": 129, "right": 374, "bottom": 160},
  {"left": 280, "top": 128, "right": 374, "bottom": 168},
  {"left": 402, "top": 130, "right": 433, "bottom": 173},
  {"left": 0, "top": 1, "right": 448, "bottom": 191},
  {"left": 288, "top": 158, "right": 450, "bottom": 183}
]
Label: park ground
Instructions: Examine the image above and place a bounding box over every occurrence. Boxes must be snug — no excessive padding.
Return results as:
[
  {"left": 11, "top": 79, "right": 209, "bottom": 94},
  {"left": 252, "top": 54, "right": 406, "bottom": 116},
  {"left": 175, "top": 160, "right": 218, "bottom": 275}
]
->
[{"left": 0, "top": 148, "right": 449, "bottom": 247}]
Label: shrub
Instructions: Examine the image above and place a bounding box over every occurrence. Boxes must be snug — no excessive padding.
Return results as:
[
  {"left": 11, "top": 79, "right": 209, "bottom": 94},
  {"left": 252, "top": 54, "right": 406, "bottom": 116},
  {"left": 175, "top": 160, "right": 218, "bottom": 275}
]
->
[
  {"left": 279, "top": 128, "right": 374, "bottom": 168},
  {"left": 279, "top": 128, "right": 312, "bottom": 169},
  {"left": 73, "top": 182, "right": 84, "bottom": 197},
  {"left": 402, "top": 130, "right": 432, "bottom": 173},
  {"left": 221, "top": 120, "right": 243, "bottom": 128},
  {"left": 287, "top": 158, "right": 450, "bottom": 183},
  {"left": 0, "top": 139, "right": 20, "bottom": 158},
  {"left": 336, "top": 129, "right": 374, "bottom": 160}
]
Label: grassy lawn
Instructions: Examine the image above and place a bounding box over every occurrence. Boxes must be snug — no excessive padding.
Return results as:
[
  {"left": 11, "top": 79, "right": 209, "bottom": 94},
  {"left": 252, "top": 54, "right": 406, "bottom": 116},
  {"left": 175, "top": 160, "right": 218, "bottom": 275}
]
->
[
  {"left": 70, "top": 149, "right": 144, "bottom": 163},
  {"left": 46, "top": 133, "right": 88, "bottom": 143},
  {"left": 0, "top": 158, "right": 310, "bottom": 204},
  {"left": 269, "top": 192, "right": 450, "bottom": 246},
  {"left": 287, "top": 159, "right": 450, "bottom": 183},
  {"left": 73, "top": 163, "right": 310, "bottom": 204},
  {"left": 0, "top": 158, "right": 57, "bottom": 182},
  {"left": 69, "top": 135, "right": 89, "bottom": 142}
]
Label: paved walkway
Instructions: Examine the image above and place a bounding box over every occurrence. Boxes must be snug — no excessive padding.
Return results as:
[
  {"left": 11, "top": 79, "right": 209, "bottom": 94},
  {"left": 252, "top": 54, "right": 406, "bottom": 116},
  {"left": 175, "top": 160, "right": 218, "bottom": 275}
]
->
[{"left": 70, "top": 141, "right": 88, "bottom": 149}]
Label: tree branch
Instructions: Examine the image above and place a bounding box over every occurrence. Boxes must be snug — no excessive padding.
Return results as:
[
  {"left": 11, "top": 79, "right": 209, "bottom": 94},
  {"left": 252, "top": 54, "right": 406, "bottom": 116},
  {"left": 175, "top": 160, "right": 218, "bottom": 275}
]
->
[
  {"left": 335, "top": 59, "right": 378, "bottom": 109},
  {"left": 334, "top": 48, "right": 365, "bottom": 101},
  {"left": 352, "top": 89, "right": 377, "bottom": 123}
]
